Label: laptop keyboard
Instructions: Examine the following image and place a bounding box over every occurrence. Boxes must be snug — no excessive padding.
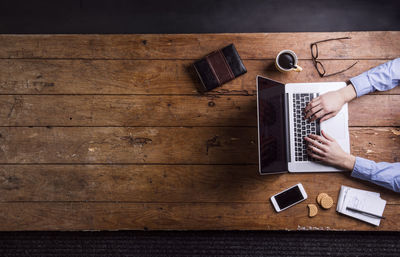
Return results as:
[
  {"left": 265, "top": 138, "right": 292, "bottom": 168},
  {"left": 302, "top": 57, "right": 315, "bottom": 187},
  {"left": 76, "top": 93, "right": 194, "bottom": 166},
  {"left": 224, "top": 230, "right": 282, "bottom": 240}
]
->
[{"left": 293, "top": 93, "right": 320, "bottom": 162}]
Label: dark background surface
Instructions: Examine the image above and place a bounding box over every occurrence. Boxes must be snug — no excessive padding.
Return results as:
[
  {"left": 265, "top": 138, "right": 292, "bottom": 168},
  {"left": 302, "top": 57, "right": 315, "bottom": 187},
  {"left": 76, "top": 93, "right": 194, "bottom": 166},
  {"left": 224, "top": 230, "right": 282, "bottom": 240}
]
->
[
  {"left": 0, "top": 0, "right": 399, "bottom": 33},
  {"left": 1, "top": 231, "right": 400, "bottom": 257},
  {"left": 1, "top": 0, "right": 400, "bottom": 256}
]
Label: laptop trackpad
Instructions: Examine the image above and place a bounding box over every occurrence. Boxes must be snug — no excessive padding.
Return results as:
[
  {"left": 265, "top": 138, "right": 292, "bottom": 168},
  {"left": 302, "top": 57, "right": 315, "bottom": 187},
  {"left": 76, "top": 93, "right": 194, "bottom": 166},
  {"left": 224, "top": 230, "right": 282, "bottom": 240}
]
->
[{"left": 321, "top": 112, "right": 346, "bottom": 140}]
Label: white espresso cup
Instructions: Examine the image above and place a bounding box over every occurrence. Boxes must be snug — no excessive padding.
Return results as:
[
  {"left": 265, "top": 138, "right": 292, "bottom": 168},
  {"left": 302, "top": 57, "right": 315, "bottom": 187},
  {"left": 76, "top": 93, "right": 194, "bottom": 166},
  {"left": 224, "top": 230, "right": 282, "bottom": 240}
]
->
[{"left": 275, "top": 50, "right": 303, "bottom": 72}]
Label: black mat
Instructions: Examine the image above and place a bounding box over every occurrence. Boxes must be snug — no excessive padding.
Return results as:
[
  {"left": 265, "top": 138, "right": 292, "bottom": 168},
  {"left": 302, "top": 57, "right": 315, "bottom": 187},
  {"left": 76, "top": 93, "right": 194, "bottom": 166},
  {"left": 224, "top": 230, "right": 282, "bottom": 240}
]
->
[
  {"left": 0, "top": 0, "right": 399, "bottom": 33},
  {"left": 1, "top": 230, "right": 399, "bottom": 257}
]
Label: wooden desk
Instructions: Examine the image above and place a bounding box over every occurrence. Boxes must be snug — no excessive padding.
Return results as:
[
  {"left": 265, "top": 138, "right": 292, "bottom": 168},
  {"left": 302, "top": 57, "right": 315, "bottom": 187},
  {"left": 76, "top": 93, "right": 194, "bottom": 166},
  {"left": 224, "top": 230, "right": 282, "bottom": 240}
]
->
[{"left": 0, "top": 32, "right": 399, "bottom": 231}]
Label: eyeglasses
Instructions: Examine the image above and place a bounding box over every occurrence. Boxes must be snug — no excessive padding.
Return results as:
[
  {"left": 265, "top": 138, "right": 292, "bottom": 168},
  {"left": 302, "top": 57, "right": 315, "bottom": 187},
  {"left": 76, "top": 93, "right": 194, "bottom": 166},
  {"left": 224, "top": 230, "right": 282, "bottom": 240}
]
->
[{"left": 310, "top": 37, "right": 358, "bottom": 77}]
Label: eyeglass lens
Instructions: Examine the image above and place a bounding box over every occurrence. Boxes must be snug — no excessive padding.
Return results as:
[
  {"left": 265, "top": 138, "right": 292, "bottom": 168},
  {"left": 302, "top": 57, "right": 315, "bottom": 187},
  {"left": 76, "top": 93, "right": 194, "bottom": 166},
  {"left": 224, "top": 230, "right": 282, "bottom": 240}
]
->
[
  {"left": 315, "top": 61, "right": 325, "bottom": 76},
  {"left": 311, "top": 44, "right": 318, "bottom": 59}
]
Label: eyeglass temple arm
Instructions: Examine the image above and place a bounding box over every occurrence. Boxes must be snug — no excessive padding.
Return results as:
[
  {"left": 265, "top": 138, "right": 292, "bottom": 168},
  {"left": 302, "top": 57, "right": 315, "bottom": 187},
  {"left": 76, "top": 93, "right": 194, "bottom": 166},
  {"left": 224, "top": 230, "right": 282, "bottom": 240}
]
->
[
  {"left": 312, "top": 36, "right": 352, "bottom": 45},
  {"left": 323, "top": 61, "right": 359, "bottom": 77}
]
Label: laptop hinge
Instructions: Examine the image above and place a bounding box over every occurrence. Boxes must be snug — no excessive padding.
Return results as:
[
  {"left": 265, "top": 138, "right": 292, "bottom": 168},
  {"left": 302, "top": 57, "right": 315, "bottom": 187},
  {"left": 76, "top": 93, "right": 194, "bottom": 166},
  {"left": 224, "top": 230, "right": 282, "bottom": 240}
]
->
[{"left": 284, "top": 93, "right": 291, "bottom": 164}]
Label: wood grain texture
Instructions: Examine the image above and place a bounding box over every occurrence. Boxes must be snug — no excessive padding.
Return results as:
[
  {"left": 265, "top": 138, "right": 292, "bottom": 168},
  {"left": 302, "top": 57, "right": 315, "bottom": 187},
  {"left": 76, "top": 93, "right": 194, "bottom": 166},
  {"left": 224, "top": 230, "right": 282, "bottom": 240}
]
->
[
  {"left": 0, "top": 127, "right": 398, "bottom": 164},
  {"left": 348, "top": 95, "right": 400, "bottom": 127},
  {"left": 0, "top": 32, "right": 399, "bottom": 59},
  {"left": 1, "top": 165, "right": 399, "bottom": 203},
  {"left": 1, "top": 59, "right": 399, "bottom": 95},
  {"left": 0, "top": 94, "right": 399, "bottom": 127},
  {"left": 0, "top": 202, "right": 398, "bottom": 231},
  {"left": 0, "top": 95, "right": 257, "bottom": 127},
  {"left": 0, "top": 32, "right": 399, "bottom": 231}
]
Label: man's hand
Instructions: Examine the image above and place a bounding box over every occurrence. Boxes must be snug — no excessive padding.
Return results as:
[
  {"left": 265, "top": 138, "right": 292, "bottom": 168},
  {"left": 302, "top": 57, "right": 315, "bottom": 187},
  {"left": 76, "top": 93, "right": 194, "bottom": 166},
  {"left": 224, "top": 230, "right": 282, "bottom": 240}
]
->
[
  {"left": 304, "top": 130, "right": 356, "bottom": 171},
  {"left": 304, "top": 84, "right": 357, "bottom": 122}
]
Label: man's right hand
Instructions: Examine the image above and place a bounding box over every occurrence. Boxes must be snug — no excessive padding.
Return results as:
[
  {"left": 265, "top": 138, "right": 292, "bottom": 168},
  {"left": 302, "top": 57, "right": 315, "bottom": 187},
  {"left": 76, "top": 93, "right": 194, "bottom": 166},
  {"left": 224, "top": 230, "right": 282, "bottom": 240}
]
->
[
  {"left": 305, "top": 130, "right": 356, "bottom": 171},
  {"left": 304, "top": 84, "right": 357, "bottom": 122}
]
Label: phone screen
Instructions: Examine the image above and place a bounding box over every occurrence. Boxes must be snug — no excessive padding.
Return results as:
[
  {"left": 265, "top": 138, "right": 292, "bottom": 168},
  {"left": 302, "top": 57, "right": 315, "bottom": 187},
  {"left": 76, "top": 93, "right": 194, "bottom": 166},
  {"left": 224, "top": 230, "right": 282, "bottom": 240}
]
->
[{"left": 275, "top": 185, "right": 304, "bottom": 209}]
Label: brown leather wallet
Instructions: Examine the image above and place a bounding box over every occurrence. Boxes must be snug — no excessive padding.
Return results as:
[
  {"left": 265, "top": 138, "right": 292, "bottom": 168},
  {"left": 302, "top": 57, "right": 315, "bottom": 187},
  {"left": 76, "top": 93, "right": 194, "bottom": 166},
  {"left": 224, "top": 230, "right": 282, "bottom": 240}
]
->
[{"left": 193, "top": 44, "right": 247, "bottom": 92}]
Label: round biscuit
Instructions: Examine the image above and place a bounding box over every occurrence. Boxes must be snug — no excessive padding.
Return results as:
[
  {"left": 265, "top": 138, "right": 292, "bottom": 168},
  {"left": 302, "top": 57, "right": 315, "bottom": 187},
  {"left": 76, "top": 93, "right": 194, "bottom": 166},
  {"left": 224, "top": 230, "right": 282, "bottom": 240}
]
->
[
  {"left": 307, "top": 204, "right": 318, "bottom": 217},
  {"left": 317, "top": 193, "right": 328, "bottom": 205},
  {"left": 320, "top": 195, "right": 334, "bottom": 209}
]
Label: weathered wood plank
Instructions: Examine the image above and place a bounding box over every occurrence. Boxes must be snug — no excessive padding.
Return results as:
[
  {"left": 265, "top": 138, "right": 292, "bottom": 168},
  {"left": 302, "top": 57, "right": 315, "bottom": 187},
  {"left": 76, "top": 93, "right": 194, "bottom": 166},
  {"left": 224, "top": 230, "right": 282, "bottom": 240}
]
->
[
  {"left": 1, "top": 165, "right": 399, "bottom": 203},
  {"left": 0, "top": 202, "right": 398, "bottom": 231},
  {"left": 0, "top": 32, "right": 399, "bottom": 59},
  {"left": 0, "top": 127, "right": 257, "bottom": 164},
  {"left": 0, "top": 127, "right": 398, "bottom": 164},
  {"left": 0, "top": 95, "right": 399, "bottom": 127},
  {"left": 1, "top": 59, "right": 399, "bottom": 95},
  {"left": 0, "top": 95, "right": 256, "bottom": 127},
  {"left": 350, "top": 128, "right": 400, "bottom": 163},
  {"left": 348, "top": 95, "right": 400, "bottom": 127}
]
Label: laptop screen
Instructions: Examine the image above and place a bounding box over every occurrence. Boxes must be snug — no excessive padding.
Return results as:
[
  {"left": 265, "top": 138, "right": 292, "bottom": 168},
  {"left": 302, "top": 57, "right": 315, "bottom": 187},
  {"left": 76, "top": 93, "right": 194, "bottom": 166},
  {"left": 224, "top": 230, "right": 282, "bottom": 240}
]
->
[{"left": 257, "top": 76, "right": 288, "bottom": 173}]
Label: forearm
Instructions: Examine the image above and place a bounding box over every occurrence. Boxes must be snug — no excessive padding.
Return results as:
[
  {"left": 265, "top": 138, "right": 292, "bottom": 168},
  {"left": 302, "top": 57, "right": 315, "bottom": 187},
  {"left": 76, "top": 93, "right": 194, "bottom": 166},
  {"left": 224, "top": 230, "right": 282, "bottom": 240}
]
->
[
  {"left": 342, "top": 154, "right": 356, "bottom": 171},
  {"left": 351, "top": 157, "right": 400, "bottom": 193},
  {"left": 349, "top": 58, "right": 400, "bottom": 97},
  {"left": 338, "top": 84, "right": 357, "bottom": 104}
]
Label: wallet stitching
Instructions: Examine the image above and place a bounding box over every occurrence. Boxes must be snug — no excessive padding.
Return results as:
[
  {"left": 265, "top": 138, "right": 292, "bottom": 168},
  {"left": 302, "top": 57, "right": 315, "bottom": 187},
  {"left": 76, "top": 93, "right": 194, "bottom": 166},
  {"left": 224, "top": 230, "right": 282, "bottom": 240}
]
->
[
  {"left": 206, "top": 54, "right": 221, "bottom": 86},
  {"left": 218, "top": 50, "right": 235, "bottom": 81}
]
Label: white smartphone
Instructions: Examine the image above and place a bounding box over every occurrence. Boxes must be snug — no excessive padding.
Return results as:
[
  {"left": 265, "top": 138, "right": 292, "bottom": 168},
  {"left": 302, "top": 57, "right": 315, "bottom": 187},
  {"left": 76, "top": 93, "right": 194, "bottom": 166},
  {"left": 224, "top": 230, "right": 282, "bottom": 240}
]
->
[{"left": 270, "top": 183, "right": 308, "bottom": 212}]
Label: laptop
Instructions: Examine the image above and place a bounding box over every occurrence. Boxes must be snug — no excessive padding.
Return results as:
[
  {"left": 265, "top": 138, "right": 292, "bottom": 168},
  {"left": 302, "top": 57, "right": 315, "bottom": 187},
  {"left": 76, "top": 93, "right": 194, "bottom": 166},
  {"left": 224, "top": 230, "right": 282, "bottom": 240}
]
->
[{"left": 256, "top": 76, "right": 350, "bottom": 174}]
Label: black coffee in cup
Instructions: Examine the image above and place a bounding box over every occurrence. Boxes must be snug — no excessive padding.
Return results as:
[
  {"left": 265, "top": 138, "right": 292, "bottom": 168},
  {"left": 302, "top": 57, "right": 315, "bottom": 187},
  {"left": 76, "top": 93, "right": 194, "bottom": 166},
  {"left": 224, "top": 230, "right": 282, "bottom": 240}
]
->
[
  {"left": 275, "top": 50, "right": 302, "bottom": 72},
  {"left": 278, "top": 53, "right": 295, "bottom": 70}
]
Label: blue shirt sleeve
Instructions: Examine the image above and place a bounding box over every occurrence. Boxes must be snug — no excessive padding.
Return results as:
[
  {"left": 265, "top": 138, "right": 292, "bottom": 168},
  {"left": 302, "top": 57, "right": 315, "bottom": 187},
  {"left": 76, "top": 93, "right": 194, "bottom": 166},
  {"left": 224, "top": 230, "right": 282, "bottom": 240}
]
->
[
  {"left": 349, "top": 59, "right": 400, "bottom": 192},
  {"left": 351, "top": 157, "right": 400, "bottom": 193},
  {"left": 350, "top": 58, "right": 400, "bottom": 97}
]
